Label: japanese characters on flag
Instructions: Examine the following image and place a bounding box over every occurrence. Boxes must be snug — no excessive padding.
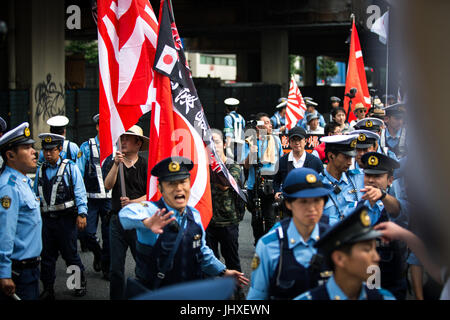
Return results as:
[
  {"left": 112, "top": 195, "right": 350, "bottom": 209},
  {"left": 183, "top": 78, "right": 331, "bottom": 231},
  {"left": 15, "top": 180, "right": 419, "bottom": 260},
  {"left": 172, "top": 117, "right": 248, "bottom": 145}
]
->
[{"left": 285, "top": 76, "right": 307, "bottom": 130}]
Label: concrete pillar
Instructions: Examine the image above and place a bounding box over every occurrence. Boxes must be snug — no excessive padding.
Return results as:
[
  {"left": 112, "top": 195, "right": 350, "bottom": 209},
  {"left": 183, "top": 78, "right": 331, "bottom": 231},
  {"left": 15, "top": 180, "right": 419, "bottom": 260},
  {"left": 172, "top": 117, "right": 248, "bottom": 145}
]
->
[
  {"left": 304, "top": 55, "right": 317, "bottom": 87},
  {"left": 237, "top": 52, "right": 261, "bottom": 83},
  {"left": 260, "top": 30, "right": 289, "bottom": 96}
]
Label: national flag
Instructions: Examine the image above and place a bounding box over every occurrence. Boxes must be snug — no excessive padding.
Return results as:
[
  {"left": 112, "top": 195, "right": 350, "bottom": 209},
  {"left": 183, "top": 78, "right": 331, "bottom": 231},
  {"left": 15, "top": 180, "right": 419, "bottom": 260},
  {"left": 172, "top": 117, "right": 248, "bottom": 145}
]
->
[
  {"left": 285, "top": 76, "right": 307, "bottom": 130},
  {"left": 97, "top": 0, "right": 159, "bottom": 164},
  {"left": 343, "top": 20, "right": 371, "bottom": 123},
  {"left": 370, "top": 11, "right": 389, "bottom": 45},
  {"left": 148, "top": 0, "right": 246, "bottom": 228}
]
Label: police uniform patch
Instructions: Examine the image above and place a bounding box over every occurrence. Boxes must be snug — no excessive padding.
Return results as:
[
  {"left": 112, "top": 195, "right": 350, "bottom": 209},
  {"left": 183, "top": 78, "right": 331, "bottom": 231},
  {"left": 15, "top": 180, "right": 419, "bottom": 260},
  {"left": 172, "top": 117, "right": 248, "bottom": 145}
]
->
[
  {"left": 368, "top": 155, "right": 379, "bottom": 166},
  {"left": 251, "top": 254, "right": 260, "bottom": 270},
  {"left": 24, "top": 127, "right": 31, "bottom": 137},
  {"left": 1, "top": 196, "right": 11, "bottom": 209},
  {"left": 77, "top": 151, "right": 82, "bottom": 158},
  {"left": 44, "top": 136, "right": 52, "bottom": 143},
  {"left": 306, "top": 174, "right": 317, "bottom": 184},
  {"left": 168, "top": 161, "right": 180, "bottom": 172}
]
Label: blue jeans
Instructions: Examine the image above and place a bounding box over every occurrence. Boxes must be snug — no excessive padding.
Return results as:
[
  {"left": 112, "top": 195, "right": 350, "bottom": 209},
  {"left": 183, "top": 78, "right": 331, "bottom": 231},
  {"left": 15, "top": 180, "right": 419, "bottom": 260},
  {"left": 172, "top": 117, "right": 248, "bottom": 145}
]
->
[{"left": 109, "top": 214, "right": 137, "bottom": 300}]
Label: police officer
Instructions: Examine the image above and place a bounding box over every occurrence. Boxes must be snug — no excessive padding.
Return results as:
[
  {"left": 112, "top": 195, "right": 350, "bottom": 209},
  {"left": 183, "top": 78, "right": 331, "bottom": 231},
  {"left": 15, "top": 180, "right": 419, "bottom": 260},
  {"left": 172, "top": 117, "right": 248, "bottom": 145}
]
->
[
  {"left": 381, "top": 103, "right": 407, "bottom": 159},
  {"left": 224, "top": 98, "right": 246, "bottom": 163},
  {"left": 35, "top": 133, "right": 88, "bottom": 299},
  {"left": 247, "top": 168, "right": 333, "bottom": 300},
  {"left": 38, "top": 115, "right": 80, "bottom": 165},
  {"left": 0, "top": 123, "right": 42, "bottom": 300},
  {"left": 270, "top": 97, "right": 288, "bottom": 135},
  {"left": 77, "top": 114, "right": 111, "bottom": 279},
  {"left": 348, "top": 152, "right": 409, "bottom": 299},
  {"left": 354, "top": 117, "right": 397, "bottom": 160},
  {"left": 320, "top": 134, "right": 364, "bottom": 226},
  {"left": 118, "top": 156, "right": 249, "bottom": 292},
  {"left": 296, "top": 98, "right": 326, "bottom": 129},
  {"left": 348, "top": 130, "right": 380, "bottom": 177},
  {"left": 295, "top": 205, "right": 396, "bottom": 300}
]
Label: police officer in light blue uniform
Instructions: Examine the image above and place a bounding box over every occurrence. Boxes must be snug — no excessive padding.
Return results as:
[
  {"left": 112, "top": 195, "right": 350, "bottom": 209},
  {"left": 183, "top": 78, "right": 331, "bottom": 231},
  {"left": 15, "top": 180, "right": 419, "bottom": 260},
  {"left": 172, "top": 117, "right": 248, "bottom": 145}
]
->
[
  {"left": 296, "top": 98, "right": 326, "bottom": 130},
  {"left": 381, "top": 103, "right": 407, "bottom": 160},
  {"left": 348, "top": 129, "right": 380, "bottom": 178},
  {"left": 270, "top": 97, "right": 288, "bottom": 135},
  {"left": 224, "top": 98, "right": 246, "bottom": 163},
  {"left": 295, "top": 204, "right": 396, "bottom": 300},
  {"left": 320, "top": 134, "right": 364, "bottom": 226},
  {"left": 247, "top": 168, "right": 334, "bottom": 300},
  {"left": 37, "top": 115, "right": 80, "bottom": 166},
  {"left": 0, "top": 123, "right": 42, "bottom": 300},
  {"left": 34, "top": 133, "right": 88, "bottom": 300},
  {"left": 119, "top": 156, "right": 249, "bottom": 293},
  {"left": 77, "top": 114, "right": 111, "bottom": 279}
]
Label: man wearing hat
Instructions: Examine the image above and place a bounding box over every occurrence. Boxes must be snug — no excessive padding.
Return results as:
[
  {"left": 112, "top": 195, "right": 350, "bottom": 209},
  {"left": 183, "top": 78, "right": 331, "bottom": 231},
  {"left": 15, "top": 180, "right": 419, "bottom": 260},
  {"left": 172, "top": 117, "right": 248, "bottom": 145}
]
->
[
  {"left": 247, "top": 168, "right": 333, "bottom": 300},
  {"left": 295, "top": 204, "right": 396, "bottom": 300},
  {"left": 118, "top": 156, "right": 249, "bottom": 293},
  {"left": 306, "top": 113, "right": 324, "bottom": 135},
  {"left": 38, "top": 115, "right": 80, "bottom": 165},
  {"left": 382, "top": 94, "right": 397, "bottom": 106},
  {"left": 34, "top": 132, "right": 88, "bottom": 299},
  {"left": 323, "top": 96, "right": 341, "bottom": 125},
  {"left": 311, "top": 122, "right": 342, "bottom": 163},
  {"left": 349, "top": 103, "right": 367, "bottom": 128},
  {"left": 270, "top": 97, "right": 288, "bottom": 135},
  {"left": 380, "top": 103, "right": 407, "bottom": 159},
  {"left": 223, "top": 98, "right": 246, "bottom": 163},
  {"left": 347, "top": 152, "right": 409, "bottom": 299},
  {"left": 296, "top": 98, "right": 325, "bottom": 130},
  {"left": 0, "top": 123, "right": 42, "bottom": 300},
  {"left": 103, "top": 125, "right": 149, "bottom": 300},
  {"left": 0, "top": 116, "right": 7, "bottom": 168},
  {"left": 319, "top": 134, "right": 364, "bottom": 226},
  {"left": 348, "top": 130, "right": 380, "bottom": 178},
  {"left": 354, "top": 117, "right": 397, "bottom": 160},
  {"left": 76, "top": 114, "right": 112, "bottom": 279},
  {"left": 274, "top": 126, "right": 324, "bottom": 202}
]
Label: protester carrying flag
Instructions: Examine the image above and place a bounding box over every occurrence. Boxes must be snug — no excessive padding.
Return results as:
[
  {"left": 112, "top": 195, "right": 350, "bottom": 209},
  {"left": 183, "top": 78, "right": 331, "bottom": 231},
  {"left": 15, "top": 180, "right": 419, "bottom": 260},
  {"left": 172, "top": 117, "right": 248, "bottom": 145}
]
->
[{"left": 285, "top": 76, "right": 307, "bottom": 131}]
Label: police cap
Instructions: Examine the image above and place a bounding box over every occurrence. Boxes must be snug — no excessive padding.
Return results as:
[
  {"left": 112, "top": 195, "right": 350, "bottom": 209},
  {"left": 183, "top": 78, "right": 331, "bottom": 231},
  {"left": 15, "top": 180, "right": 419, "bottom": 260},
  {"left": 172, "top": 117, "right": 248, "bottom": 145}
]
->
[
  {"left": 361, "top": 152, "right": 400, "bottom": 175},
  {"left": 352, "top": 130, "right": 380, "bottom": 149},
  {"left": 0, "top": 116, "right": 6, "bottom": 133},
  {"left": 0, "top": 122, "right": 35, "bottom": 151},
  {"left": 38, "top": 133, "right": 65, "bottom": 150},
  {"left": 354, "top": 117, "right": 384, "bottom": 132},
  {"left": 314, "top": 204, "right": 382, "bottom": 257},
  {"left": 320, "top": 134, "right": 359, "bottom": 157},
  {"left": 384, "top": 103, "right": 406, "bottom": 117},
  {"left": 224, "top": 98, "right": 239, "bottom": 107},
  {"left": 151, "top": 156, "right": 194, "bottom": 182},
  {"left": 47, "top": 115, "right": 69, "bottom": 128},
  {"left": 330, "top": 96, "right": 341, "bottom": 103},
  {"left": 282, "top": 168, "right": 333, "bottom": 199},
  {"left": 93, "top": 114, "right": 99, "bottom": 124}
]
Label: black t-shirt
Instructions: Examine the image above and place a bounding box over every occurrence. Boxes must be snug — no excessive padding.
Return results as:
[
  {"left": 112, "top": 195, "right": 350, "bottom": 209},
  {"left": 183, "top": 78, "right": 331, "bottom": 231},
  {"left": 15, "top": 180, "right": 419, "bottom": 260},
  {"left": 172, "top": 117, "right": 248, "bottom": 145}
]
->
[{"left": 103, "top": 154, "right": 148, "bottom": 214}]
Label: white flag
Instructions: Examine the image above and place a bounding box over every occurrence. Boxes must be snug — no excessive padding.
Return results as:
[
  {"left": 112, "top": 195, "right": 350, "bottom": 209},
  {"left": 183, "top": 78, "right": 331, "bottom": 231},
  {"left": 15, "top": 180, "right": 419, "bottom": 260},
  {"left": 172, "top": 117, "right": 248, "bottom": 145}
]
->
[{"left": 371, "top": 11, "right": 389, "bottom": 45}]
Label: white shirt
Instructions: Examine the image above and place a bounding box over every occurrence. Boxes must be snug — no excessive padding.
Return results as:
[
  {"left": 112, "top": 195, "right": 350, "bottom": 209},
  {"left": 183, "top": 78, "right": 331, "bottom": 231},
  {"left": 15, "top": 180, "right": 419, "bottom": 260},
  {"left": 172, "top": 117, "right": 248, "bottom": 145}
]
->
[
  {"left": 307, "top": 126, "right": 324, "bottom": 135},
  {"left": 288, "top": 150, "right": 307, "bottom": 168}
]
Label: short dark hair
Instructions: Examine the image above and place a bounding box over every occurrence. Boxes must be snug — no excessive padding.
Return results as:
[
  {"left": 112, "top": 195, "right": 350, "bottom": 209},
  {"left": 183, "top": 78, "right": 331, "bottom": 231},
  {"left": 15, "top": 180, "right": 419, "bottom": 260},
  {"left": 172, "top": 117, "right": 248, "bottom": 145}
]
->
[
  {"left": 50, "top": 126, "right": 65, "bottom": 135},
  {"left": 1, "top": 145, "right": 20, "bottom": 165},
  {"left": 325, "top": 122, "right": 340, "bottom": 136},
  {"left": 326, "top": 243, "right": 353, "bottom": 270},
  {"left": 331, "top": 107, "right": 346, "bottom": 118},
  {"left": 324, "top": 144, "right": 340, "bottom": 162},
  {"left": 255, "top": 112, "right": 270, "bottom": 121}
]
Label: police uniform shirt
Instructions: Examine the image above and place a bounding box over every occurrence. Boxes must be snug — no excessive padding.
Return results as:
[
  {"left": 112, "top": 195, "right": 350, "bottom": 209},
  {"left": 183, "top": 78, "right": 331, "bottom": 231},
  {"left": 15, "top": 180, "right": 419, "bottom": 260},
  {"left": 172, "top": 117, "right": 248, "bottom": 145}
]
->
[
  {"left": 38, "top": 140, "right": 80, "bottom": 164},
  {"left": 77, "top": 135, "right": 99, "bottom": 177},
  {"left": 296, "top": 111, "right": 326, "bottom": 130},
  {"left": 247, "top": 220, "right": 320, "bottom": 300},
  {"left": 0, "top": 166, "right": 42, "bottom": 278},
  {"left": 245, "top": 135, "right": 284, "bottom": 190},
  {"left": 34, "top": 157, "right": 88, "bottom": 215},
  {"left": 377, "top": 144, "right": 399, "bottom": 161},
  {"left": 294, "top": 275, "right": 396, "bottom": 300},
  {"left": 119, "top": 199, "right": 226, "bottom": 276},
  {"left": 224, "top": 111, "right": 245, "bottom": 140},
  {"left": 321, "top": 169, "right": 363, "bottom": 226},
  {"left": 385, "top": 128, "right": 404, "bottom": 149},
  {"left": 270, "top": 111, "right": 287, "bottom": 134}
]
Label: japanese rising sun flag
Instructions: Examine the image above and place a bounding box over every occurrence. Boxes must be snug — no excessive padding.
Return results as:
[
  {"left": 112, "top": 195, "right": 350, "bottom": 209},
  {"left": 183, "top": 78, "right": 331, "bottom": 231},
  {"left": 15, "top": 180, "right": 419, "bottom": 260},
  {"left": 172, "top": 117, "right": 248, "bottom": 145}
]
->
[
  {"left": 285, "top": 76, "right": 307, "bottom": 130},
  {"left": 97, "top": 0, "right": 159, "bottom": 164}
]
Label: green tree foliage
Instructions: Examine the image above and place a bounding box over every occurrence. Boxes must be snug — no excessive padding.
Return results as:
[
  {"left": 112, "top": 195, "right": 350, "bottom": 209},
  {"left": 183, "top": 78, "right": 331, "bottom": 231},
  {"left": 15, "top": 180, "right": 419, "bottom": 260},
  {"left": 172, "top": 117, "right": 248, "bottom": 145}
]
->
[
  {"left": 317, "top": 56, "right": 338, "bottom": 85},
  {"left": 290, "top": 55, "right": 303, "bottom": 78},
  {"left": 65, "top": 40, "right": 98, "bottom": 64}
]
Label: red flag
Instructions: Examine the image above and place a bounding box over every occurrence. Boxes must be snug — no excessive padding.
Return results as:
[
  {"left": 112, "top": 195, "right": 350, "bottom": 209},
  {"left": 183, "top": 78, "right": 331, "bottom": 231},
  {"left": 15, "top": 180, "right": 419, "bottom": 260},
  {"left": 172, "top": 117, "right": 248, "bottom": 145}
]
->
[
  {"left": 148, "top": 0, "right": 214, "bottom": 228},
  {"left": 285, "top": 76, "right": 307, "bottom": 130},
  {"left": 97, "top": 0, "right": 159, "bottom": 164},
  {"left": 343, "top": 21, "right": 371, "bottom": 123}
]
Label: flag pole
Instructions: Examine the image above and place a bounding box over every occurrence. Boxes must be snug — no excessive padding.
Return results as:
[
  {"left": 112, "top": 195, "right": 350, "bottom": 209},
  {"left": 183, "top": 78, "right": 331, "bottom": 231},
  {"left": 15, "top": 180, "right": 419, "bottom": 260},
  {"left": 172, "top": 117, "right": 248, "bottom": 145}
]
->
[
  {"left": 117, "top": 140, "right": 127, "bottom": 197},
  {"left": 385, "top": 8, "right": 390, "bottom": 106}
]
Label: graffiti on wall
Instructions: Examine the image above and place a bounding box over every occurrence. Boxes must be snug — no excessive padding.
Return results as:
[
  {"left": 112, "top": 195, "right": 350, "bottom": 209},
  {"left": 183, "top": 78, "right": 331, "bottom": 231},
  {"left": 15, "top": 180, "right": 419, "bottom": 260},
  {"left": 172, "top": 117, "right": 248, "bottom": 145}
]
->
[{"left": 35, "top": 73, "right": 65, "bottom": 119}]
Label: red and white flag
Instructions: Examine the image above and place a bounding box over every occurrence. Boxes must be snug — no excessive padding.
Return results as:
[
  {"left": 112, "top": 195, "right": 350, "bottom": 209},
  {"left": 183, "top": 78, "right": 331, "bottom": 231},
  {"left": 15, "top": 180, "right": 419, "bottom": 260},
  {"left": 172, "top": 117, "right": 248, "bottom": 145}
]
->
[
  {"left": 285, "top": 76, "right": 307, "bottom": 130},
  {"left": 97, "top": 0, "right": 159, "bottom": 164},
  {"left": 343, "top": 20, "right": 371, "bottom": 123}
]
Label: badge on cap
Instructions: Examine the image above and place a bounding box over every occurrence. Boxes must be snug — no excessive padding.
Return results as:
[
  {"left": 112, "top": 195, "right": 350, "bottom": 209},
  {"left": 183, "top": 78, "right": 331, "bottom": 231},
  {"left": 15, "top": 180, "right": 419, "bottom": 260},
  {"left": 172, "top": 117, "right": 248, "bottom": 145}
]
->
[
  {"left": 350, "top": 140, "right": 357, "bottom": 148},
  {"left": 306, "top": 174, "right": 317, "bottom": 184},
  {"left": 1, "top": 196, "right": 11, "bottom": 209},
  {"left": 360, "top": 209, "right": 371, "bottom": 227},
  {"left": 365, "top": 120, "right": 373, "bottom": 128},
  {"left": 24, "top": 127, "right": 31, "bottom": 137},
  {"left": 358, "top": 134, "right": 366, "bottom": 142},
  {"left": 168, "top": 161, "right": 180, "bottom": 172},
  {"left": 368, "top": 155, "right": 379, "bottom": 166},
  {"left": 44, "top": 136, "right": 52, "bottom": 143},
  {"left": 251, "top": 254, "right": 260, "bottom": 271}
]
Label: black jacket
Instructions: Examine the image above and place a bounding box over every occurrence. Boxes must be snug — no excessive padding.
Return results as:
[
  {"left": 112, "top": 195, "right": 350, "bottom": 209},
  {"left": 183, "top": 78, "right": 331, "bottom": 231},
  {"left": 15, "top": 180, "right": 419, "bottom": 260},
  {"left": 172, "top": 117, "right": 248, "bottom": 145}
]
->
[{"left": 273, "top": 152, "right": 324, "bottom": 193}]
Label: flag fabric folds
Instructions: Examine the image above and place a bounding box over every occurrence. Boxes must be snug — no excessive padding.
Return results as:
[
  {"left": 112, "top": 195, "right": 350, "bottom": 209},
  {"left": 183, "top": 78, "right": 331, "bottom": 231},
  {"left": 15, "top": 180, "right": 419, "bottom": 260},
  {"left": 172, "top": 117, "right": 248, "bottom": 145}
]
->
[
  {"left": 343, "top": 20, "right": 371, "bottom": 123},
  {"left": 370, "top": 11, "right": 389, "bottom": 45},
  {"left": 148, "top": 0, "right": 246, "bottom": 228},
  {"left": 97, "top": 0, "right": 159, "bottom": 164},
  {"left": 285, "top": 76, "right": 307, "bottom": 130}
]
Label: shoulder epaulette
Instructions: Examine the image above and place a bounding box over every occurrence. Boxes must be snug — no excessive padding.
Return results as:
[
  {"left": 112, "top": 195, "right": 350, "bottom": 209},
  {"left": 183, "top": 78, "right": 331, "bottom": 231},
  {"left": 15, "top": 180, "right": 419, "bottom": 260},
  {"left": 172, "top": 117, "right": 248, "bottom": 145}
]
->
[
  {"left": 8, "top": 175, "right": 17, "bottom": 186},
  {"left": 261, "top": 230, "right": 278, "bottom": 245}
]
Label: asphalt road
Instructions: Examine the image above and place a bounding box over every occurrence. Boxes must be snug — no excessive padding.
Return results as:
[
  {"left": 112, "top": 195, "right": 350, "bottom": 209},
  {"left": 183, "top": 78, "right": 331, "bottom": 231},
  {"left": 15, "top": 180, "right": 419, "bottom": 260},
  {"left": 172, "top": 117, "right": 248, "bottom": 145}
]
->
[{"left": 49, "top": 210, "right": 256, "bottom": 300}]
